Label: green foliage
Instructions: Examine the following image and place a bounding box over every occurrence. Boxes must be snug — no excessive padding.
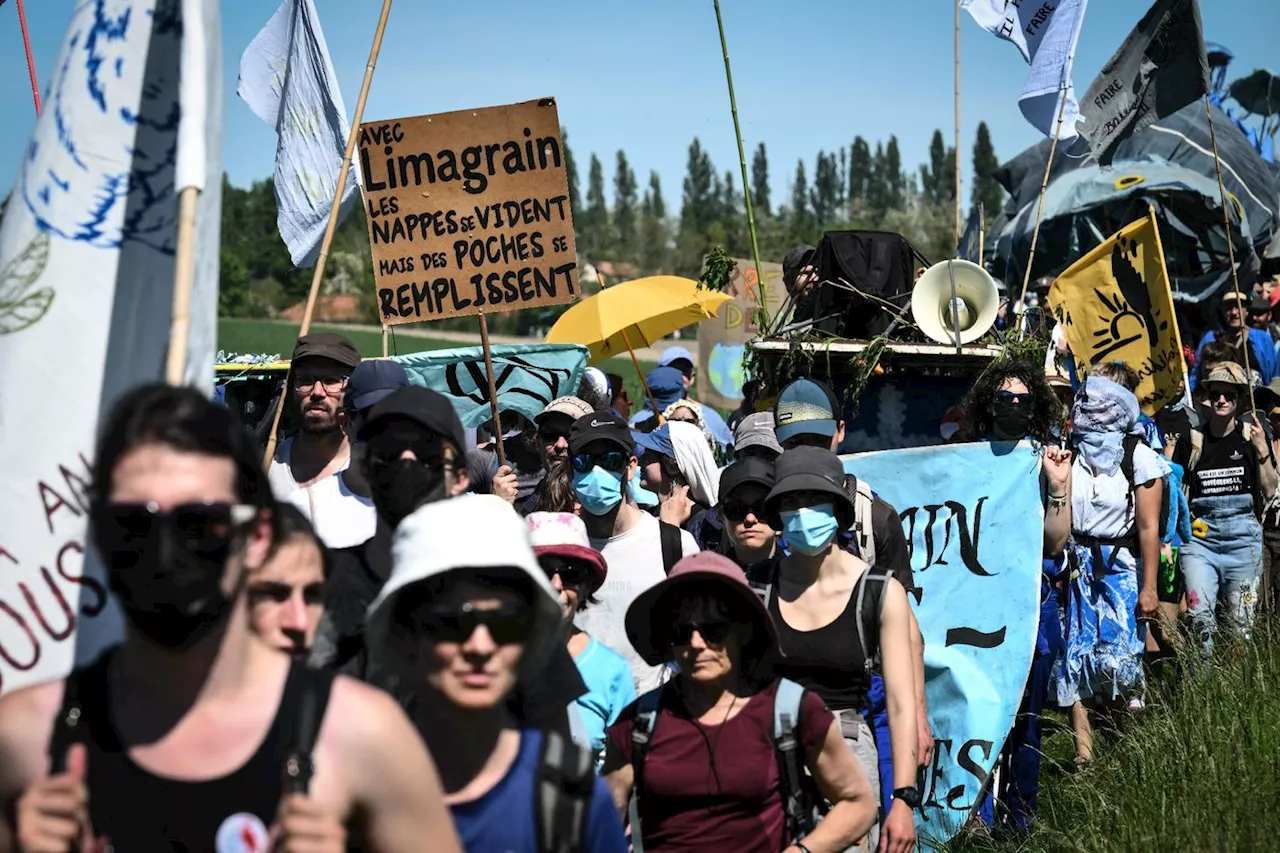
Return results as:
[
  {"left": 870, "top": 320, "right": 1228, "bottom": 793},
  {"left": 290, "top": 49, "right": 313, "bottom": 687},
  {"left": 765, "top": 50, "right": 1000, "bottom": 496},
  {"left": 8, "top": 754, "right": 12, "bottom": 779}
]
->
[
  {"left": 613, "top": 150, "right": 638, "bottom": 262},
  {"left": 971, "top": 122, "right": 1004, "bottom": 224},
  {"left": 751, "top": 142, "right": 771, "bottom": 217},
  {"left": 698, "top": 247, "right": 737, "bottom": 293},
  {"left": 949, "top": 622, "right": 1280, "bottom": 853}
]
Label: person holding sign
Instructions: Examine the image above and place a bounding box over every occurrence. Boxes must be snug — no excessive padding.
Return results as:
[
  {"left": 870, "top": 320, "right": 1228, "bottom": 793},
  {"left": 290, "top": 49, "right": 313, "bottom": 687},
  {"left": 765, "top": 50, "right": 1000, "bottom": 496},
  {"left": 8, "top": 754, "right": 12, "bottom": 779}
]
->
[
  {"left": 1052, "top": 376, "right": 1169, "bottom": 764},
  {"left": 1173, "top": 362, "right": 1277, "bottom": 653},
  {"left": 960, "top": 360, "right": 1073, "bottom": 832},
  {"left": 0, "top": 385, "right": 459, "bottom": 853},
  {"left": 749, "top": 447, "right": 919, "bottom": 853}
]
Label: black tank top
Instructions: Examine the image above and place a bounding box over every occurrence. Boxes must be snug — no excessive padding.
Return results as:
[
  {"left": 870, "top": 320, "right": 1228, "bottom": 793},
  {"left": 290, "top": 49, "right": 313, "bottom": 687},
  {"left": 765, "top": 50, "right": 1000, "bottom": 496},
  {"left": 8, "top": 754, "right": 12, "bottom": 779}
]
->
[
  {"left": 49, "top": 653, "right": 333, "bottom": 853},
  {"left": 768, "top": 582, "right": 871, "bottom": 712}
]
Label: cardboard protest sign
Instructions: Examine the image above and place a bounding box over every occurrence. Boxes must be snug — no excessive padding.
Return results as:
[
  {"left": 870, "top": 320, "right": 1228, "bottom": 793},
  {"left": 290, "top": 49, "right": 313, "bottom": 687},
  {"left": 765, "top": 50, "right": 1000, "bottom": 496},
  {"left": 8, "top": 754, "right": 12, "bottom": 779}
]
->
[
  {"left": 1048, "top": 209, "right": 1184, "bottom": 413},
  {"left": 844, "top": 442, "right": 1043, "bottom": 845},
  {"left": 358, "top": 98, "right": 580, "bottom": 325},
  {"left": 696, "top": 258, "right": 785, "bottom": 409}
]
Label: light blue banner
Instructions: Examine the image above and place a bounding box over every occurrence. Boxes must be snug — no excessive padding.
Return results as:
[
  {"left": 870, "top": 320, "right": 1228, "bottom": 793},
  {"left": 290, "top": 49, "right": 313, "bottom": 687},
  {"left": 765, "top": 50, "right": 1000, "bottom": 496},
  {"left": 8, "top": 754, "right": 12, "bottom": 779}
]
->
[
  {"left": 393, "top": 344, "right": 589, "bottom": 429},
  {"left": 843, "top": 441, "right": 1043, "bottom": 845}
]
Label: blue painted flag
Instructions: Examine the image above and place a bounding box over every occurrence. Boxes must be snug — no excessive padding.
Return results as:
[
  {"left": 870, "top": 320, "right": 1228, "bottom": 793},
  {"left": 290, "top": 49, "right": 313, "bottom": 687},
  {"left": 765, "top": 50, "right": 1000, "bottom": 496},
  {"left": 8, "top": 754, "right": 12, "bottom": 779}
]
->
[
  {"left": 393, "top": 344, "right": 590, "bottom": 428},
  {"left": 237, "top": 0, "right": 356, "bottom": 267},
  {"left": 844, "top": 441, "right": 1043, "bottom": 845},
  {"left": 962, "top": 0, "right": 1088, "bottom": 141}
]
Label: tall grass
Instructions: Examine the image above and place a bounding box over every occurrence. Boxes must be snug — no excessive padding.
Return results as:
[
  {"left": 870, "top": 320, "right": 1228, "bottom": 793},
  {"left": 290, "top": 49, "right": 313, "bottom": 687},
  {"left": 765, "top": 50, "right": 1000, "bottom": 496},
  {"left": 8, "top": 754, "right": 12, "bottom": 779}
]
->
[{"left": 951, "top": 621, "right": 1280, "bottom": 852}]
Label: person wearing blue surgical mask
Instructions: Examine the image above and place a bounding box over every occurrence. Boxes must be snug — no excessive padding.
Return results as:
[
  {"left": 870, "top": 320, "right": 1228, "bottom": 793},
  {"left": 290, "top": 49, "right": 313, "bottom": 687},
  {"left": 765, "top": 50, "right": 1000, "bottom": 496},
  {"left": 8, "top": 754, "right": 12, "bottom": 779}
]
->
[
  {"left": 566, "top": 413, "right": 699, "bottom": 694},
  {"left": 748, "top": 446, "right": 919, "bottom": 853}
]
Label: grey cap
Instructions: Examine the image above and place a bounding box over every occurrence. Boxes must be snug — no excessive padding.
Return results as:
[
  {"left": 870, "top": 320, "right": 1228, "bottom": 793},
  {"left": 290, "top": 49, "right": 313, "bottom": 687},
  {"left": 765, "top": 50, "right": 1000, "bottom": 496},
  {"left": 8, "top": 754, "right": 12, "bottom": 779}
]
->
[{"left": 734, "top": 411, "right": 783, "bottom": 456}]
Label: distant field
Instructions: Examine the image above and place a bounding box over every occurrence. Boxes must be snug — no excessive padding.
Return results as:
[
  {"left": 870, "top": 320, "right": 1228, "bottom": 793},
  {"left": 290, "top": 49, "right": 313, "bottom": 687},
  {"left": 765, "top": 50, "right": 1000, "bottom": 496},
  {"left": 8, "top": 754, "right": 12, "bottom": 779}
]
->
[{"left": 217, "top": 317, "right": 657, "bottom": 408}]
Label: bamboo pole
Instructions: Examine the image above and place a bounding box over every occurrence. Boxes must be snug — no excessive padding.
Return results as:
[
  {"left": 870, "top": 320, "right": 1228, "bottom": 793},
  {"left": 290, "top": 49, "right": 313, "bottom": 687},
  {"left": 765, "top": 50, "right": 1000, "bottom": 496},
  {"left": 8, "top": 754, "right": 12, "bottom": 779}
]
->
[
  {"left": 954, "top": 0, "right": 962, "bottom": 246},
  {"left": 1204, "top": 97, "right": 1257, "bottom": 417},
  {"left": 262, "top": 0, "right": 394, "bottom": 469},
  {"left": 164, "top": 186, "right": 201, "bottom": 385},
  {"left": 382, "top": 325, "right": 389, "bottom": 358},
  {"left": 1015, "top": 85, "right": 1070, "bottom": 342},
  {"left": 978, "top": 201, "right": 986, "bottom": 267},
  {"left": 712, "top": 0, "right": 769, "bottom": 330},
  {"left": 478, "top": 311, "right": 507, "bottom": 467},
  {"left": 15, "top": 0, "right": 40, "bottom": 115}
]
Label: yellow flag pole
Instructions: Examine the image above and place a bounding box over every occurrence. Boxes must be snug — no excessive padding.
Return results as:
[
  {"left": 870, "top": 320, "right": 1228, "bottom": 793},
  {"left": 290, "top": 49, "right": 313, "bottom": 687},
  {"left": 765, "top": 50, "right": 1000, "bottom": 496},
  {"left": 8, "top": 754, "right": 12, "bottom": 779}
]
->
[
  {"left": 262, "top": 0, "right": 394, "bottom": 469},
  {"left": 1204, "top": 96, "right": 1257, "bottom": 417}
]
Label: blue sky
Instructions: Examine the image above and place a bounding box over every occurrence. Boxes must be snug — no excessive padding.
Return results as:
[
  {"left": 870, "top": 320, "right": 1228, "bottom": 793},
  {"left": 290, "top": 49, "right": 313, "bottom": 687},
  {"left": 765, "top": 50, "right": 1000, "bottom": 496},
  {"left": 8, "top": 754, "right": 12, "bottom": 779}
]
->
[{"left": 1, "top": 0, "right": 1276, "bottom": 212}]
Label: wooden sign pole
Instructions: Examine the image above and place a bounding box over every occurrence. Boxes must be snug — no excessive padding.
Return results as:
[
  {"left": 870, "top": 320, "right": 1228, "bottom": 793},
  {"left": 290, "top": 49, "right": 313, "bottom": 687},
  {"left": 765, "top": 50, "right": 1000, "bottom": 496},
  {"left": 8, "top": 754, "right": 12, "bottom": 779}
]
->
[
  {"left": 478, "top": 311, "right": 506, "bottom": 467},
  {"left": 164, "top": 186, "right": 200, "bottom": 385},
  {"left": 262, "top": 0, "right": 394, "bottom": 469}
]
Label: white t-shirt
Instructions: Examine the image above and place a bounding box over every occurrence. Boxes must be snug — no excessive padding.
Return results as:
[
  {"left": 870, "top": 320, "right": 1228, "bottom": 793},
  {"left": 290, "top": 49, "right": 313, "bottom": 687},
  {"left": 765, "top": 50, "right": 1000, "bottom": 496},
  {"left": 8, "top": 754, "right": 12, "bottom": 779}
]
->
[
  {"left": 269, "top": 439, "right": 376, "bottom": 549},
  {"left": 575, "top": 512, "right": 698, "bottom": 694}
]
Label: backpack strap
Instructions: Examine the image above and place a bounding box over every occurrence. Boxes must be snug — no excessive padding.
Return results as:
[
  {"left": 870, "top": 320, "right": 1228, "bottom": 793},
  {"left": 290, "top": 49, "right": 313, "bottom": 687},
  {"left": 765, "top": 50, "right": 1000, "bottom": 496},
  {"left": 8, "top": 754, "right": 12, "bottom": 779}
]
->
[
  {"left": 659, "top": 521, "right": 683, "bottom": 575},
  {"left": 1188, "top": 428, "right": 1204, "bottom": 473},
  {"left": 1120, "top": 433, "right": 1142, "bottom": 517},
  {"left": 855, "top": 566, "right": 894, "bottom": 673},
  {"left": 772, "top": 678, "right": 815, "bottom": 842},
  {"left": 47, "top": 652, "right": 115, "bottom": 775},
  {"left": 535, "top": 730, "right": 596, "bottom": 853},
  {"left": 845, "top": 475, "right": 876, "bottom": 566},
  {"left": 627, "top": 687, "right": 664, "bottom": 853},
  {"left": 285, "top": 665, "right": 335, "bottom": 795}
]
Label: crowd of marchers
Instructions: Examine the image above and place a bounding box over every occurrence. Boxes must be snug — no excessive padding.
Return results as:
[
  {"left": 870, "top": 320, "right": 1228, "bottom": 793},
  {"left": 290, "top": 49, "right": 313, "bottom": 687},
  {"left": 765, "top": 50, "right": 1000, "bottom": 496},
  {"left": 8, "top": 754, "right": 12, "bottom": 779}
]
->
[{"left": 2, "top": 256, "right": 1278, "bottom": 852}]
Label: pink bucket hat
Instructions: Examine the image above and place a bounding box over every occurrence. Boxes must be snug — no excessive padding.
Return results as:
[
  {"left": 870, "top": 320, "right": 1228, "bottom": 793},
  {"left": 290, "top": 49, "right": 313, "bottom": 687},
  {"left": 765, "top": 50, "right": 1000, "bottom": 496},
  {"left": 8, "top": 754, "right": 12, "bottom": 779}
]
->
[{"left": 525, "top": 512, "right": 608, "bottom": 581}]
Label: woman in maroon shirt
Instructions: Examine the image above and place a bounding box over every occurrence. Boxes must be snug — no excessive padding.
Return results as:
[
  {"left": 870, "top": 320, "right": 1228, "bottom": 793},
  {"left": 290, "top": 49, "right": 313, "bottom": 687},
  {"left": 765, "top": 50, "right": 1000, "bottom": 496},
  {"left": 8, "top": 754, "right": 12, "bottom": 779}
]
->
[{"left": 601, "top": 552, "right": 875, "bottom": 852}]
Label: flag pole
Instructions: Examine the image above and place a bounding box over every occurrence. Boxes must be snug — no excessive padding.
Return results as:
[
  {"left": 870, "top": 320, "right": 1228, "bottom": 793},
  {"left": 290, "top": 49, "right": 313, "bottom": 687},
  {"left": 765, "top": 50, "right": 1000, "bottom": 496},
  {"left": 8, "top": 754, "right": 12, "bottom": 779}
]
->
[
  {"left": 164, "top": 187, "right": 201, "bottom": 385},
  {"left": 712, "top": 0, "right": 769, "bottom": 330},
  {"left": 954, "top": 0, "right": 962, "bottom": 247},
  {"left": 1016, "top": 84, "right": 1070, "bottom": 342},
  {"left": 1204, "top": 96, "right": 1257, "bottom": 417},
  {"left": 478, "top": 310, "right": 507, "bottom": 468},
  {"left": 1146, "top": 203, "right": 1191, "bottom": 407},
  {"left": 15, "top": 0, "right": 41, "bottom": 115},
  {"left": 262, "top": 0, "right": 394, "bottom": 468}
]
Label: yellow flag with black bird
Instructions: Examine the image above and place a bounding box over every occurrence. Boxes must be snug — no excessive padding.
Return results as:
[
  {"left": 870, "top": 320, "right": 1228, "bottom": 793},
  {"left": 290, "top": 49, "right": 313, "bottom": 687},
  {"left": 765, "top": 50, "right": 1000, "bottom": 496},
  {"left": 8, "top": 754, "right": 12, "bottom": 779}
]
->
[{"left": 1047, "top": 208, "right": 1185, "bottom": 414}]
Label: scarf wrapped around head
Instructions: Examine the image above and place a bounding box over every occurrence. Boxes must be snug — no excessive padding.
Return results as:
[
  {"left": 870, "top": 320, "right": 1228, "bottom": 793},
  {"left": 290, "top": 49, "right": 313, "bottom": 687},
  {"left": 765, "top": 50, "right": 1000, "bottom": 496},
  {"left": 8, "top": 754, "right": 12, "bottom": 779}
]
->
[{"left": 1071, "top": 377, "right": 1142, "bottom": 474}]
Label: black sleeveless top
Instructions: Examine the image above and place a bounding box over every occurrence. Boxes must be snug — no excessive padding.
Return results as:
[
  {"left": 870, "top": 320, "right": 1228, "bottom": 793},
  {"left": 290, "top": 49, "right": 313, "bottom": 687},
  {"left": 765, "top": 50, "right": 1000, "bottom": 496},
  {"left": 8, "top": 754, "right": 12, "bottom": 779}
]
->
[
  {"left": 49, "top": 653, "right": 333, "bottom": 853},
  {"left": 768, "top": 582, "right": 871, "bottom": 712}
]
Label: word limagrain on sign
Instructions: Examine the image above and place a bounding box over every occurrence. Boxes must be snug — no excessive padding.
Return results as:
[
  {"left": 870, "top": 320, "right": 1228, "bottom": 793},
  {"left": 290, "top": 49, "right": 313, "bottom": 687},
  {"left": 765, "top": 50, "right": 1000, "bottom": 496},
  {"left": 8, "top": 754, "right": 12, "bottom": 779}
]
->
[{"left": 358, "top": 98, "right": 580, "bottom": 325}]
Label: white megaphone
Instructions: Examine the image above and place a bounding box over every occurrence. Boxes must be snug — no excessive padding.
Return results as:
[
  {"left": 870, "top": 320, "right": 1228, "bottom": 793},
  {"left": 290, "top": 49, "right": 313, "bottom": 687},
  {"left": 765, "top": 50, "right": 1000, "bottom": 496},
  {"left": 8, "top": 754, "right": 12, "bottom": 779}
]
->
[{"left": 910, "top": 259, "right": 1000, "bottom": 346}]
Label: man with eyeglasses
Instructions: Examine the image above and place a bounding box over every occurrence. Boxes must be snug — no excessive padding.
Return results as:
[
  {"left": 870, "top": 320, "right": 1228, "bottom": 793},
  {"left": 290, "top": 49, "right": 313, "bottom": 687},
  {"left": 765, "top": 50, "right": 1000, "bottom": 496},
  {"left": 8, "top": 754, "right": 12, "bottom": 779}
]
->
[
  {"left": 0, "top": 384, "right": 460, "bottom": 853},
  {"left": 268, "top": 333, "right": 362, "bottom": 503},
  {"left": 567, "top": 412, "right": 699, "bottom": 693}
]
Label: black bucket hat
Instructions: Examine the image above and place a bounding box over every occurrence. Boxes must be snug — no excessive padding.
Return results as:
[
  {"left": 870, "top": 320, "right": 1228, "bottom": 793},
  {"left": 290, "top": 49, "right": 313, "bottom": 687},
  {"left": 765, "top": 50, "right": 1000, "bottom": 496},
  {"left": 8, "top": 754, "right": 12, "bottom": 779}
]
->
[{"left": 764, "top": 446, "right": 854, "bottom": 528}]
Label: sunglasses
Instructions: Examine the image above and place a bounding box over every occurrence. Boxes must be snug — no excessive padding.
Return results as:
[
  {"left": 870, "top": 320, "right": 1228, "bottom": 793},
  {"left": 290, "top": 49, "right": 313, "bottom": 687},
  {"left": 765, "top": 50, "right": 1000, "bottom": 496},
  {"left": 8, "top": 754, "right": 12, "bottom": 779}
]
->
[
  {"left": 1204, "top": 386, "right": 1240, "bottom": 402},
  {"left": 538, "top": 556, "right": 595, "bottom": 589},
  {"left": 571, "top": 451, "right": 629, "bottom": 474},
  {"left": 538, "top": 427, "right": 571, "bottom": 446},
  {"left": 94, "top": 501, "right": 257, "bottom": 553},
  {"left": 415, "top": 601, "right": 534, "bottom": 645},
  {"left": 721, "top": 499, "right": 767, "bottom": 522},
  {"left": 667, "top": 620, "right": 732, "bottom": 648},
  {"left": 995, "top": 390, "right": 1031, "bottom": 405}
]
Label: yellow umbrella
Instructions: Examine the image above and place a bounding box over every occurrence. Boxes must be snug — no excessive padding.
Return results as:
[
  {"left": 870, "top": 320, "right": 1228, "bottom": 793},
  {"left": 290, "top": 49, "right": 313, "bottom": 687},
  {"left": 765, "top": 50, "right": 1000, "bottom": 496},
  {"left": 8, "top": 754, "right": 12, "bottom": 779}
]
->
[{"left": 546, "top": 275, "right": 732, "bottom": 416}]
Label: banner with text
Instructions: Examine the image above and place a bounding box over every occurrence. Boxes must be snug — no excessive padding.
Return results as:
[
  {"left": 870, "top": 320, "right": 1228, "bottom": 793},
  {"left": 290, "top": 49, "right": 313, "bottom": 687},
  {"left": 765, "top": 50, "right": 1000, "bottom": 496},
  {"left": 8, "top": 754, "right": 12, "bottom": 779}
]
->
[
  {"left": 394, "top": 343, "right": 589, "bottom": 428},
  {"left": 359, "top": 98, "right": 580, "bottom": 324},
  {"left": 1048, "top": 209, "right": 1184, "bottom": 414},
  {"left": 696, "top": 258, "right": 785, "bottom": 409},
  {"left": 843, "top": 441, "right": 1042, "bottom": 845}
]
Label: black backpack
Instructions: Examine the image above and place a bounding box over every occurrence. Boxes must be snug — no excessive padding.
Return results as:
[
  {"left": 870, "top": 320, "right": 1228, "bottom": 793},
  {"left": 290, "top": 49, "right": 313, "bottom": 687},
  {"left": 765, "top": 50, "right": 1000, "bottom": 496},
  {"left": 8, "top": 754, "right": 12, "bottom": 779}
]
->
[
  {"left": 659, "top": 520, "right": 683, "bottom": 575},
  {"left": 534, "top": 731, "right": 597, "bottom": 853}
]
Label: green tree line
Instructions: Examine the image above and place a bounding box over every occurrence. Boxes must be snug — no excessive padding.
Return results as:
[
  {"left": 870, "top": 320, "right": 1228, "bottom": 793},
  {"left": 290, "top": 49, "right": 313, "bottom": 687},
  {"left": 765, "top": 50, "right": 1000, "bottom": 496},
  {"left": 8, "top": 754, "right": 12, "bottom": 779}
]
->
[{"left": 216, "top": 123, "right": 1005, "bottom": 337}]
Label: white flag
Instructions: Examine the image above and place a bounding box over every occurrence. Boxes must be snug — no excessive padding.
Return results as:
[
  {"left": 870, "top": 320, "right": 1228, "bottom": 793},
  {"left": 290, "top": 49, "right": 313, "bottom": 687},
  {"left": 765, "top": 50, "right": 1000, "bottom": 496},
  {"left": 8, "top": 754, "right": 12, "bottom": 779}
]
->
[
  {"left": 238, "top": 0, "right": 357, "bottom": 268},
  {"left": 0, "top": 0, "right": 222, "bottom": 696},
  {"left": 962, "top": 0, "right": 1089, "bottom": 141}
]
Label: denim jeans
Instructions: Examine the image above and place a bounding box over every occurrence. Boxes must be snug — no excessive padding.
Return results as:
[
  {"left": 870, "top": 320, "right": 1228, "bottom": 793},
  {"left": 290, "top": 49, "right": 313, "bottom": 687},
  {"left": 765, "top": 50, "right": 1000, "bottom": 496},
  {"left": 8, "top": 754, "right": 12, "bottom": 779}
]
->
[{"left": 1181, "top": 494, "right": 1262, "bottom": 653}]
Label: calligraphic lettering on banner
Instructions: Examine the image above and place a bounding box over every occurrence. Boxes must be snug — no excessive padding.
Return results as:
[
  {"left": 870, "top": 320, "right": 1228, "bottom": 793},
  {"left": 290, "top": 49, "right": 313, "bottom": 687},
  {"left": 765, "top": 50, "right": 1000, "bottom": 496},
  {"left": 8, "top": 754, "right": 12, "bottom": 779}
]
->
[
  {"left": 843, "top": 441, "right": 1043, "bottom": 845},
  {"left": 393, "top": 343, "right": 589, "bottom": 428},
  {"left": 695, "top": 257, "right": 785, "bottom": 409},
  {"left": 359, "top": 98, "right": 580, "bottom": 324}
]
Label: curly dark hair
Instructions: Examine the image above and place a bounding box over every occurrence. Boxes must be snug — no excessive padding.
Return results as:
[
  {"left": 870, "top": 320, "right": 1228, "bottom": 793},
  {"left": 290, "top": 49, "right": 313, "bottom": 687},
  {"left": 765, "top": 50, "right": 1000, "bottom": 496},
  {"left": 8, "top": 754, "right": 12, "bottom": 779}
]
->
[{"left": 960, "top": 359, "right": 1065, "bottom": 444}]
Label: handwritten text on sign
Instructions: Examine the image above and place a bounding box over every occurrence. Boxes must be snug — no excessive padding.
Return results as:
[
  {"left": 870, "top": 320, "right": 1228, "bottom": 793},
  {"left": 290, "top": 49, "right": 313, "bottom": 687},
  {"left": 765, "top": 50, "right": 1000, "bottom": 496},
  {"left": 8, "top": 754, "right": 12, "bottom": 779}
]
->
[
  {"left": 695, "top": 257, "right": 785, "bottom": 410},
  {"left": 359, "top": 98, "right": 579, "bottom": 324},
  {"left": 844, "top": 441, "right": 1042, "bottom": 844}
]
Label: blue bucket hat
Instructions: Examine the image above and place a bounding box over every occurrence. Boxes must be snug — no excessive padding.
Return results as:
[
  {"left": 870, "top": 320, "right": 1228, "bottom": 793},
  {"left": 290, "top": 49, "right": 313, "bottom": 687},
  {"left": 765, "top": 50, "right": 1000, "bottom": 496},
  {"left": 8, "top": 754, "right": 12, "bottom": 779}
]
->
[{"left": 646, "top": 367, "right": 686, "bottom": 412}]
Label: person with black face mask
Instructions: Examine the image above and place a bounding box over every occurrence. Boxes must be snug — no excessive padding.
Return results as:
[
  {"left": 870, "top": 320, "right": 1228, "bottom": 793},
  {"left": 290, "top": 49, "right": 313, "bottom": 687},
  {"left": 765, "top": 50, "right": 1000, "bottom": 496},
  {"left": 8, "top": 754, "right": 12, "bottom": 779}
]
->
[
  {"left": 958, "top": 361, "right": 1072, "bottom": 833},
  {"left": 0, "top": 383, "right": 460, "bottom": 853}
]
